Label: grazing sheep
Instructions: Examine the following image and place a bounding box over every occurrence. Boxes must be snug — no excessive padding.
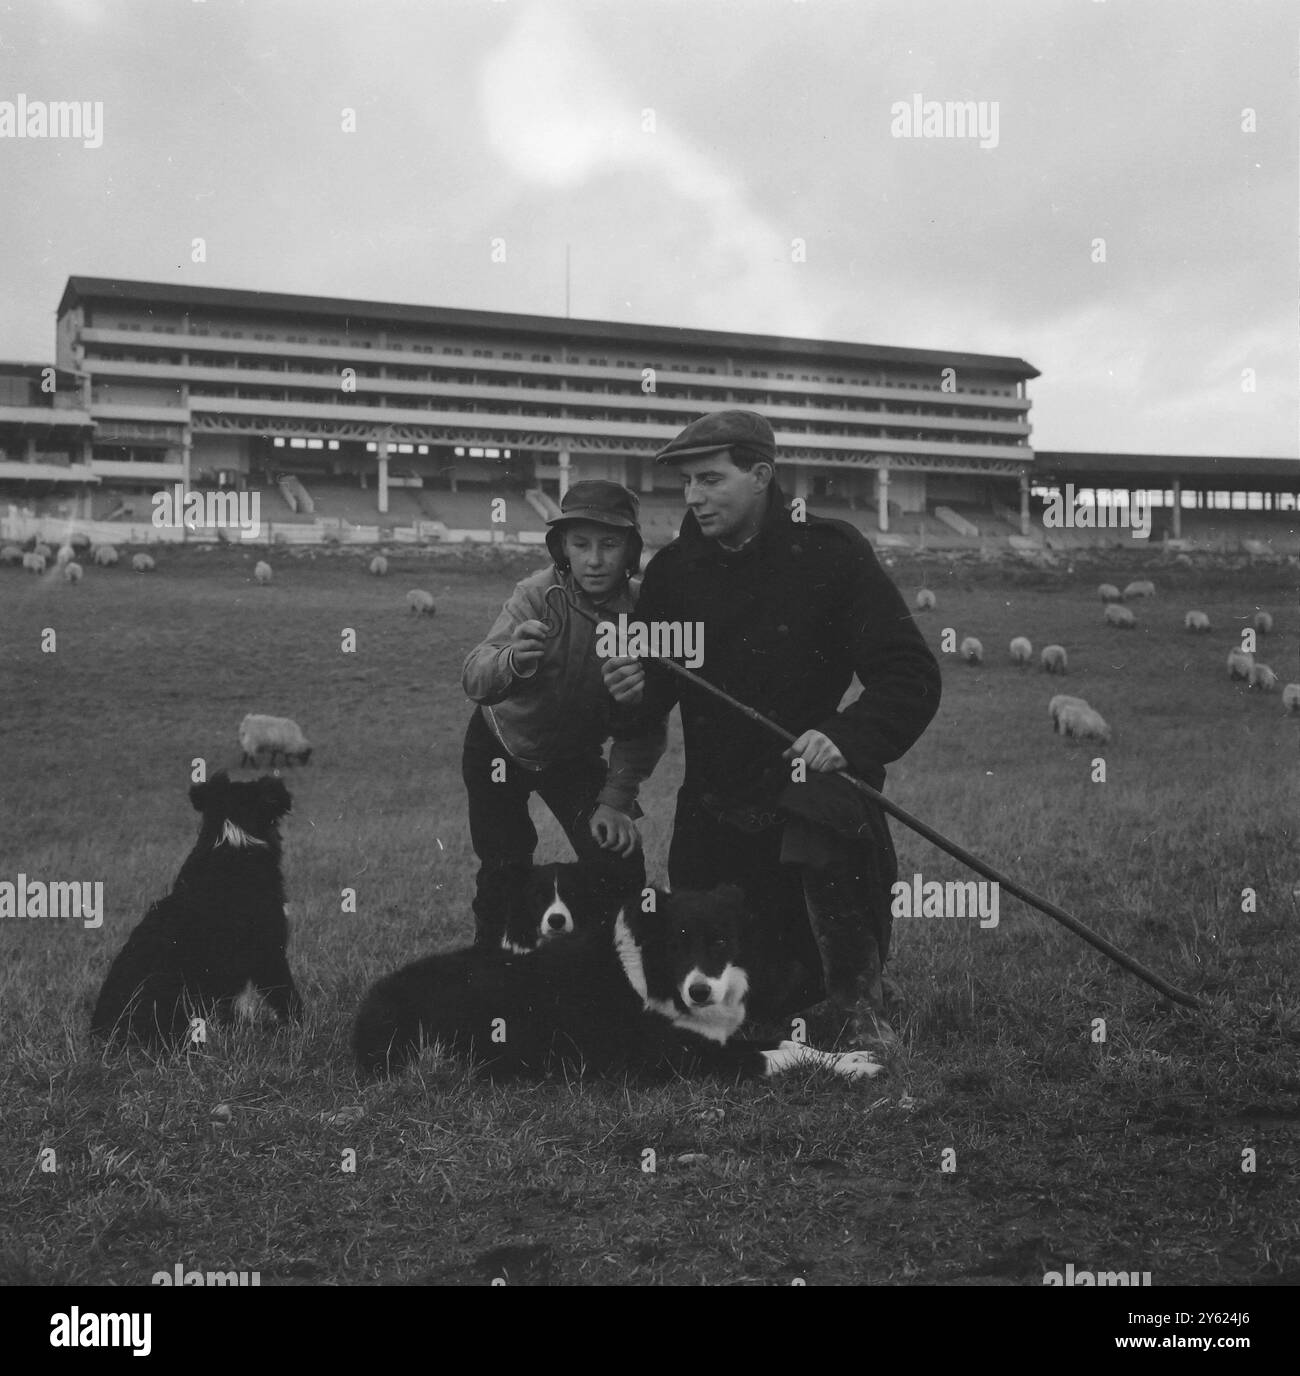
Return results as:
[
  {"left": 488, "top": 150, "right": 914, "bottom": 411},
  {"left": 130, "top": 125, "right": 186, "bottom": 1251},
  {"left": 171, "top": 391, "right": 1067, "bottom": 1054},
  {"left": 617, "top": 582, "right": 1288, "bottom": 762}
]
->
[
  {"left": 0, "top": 544, "right": 23, "bottom": 565},
  {"left": 1123, "top": 579, "right": 1156, "bottom": 600},
  {"left": 1009, "top": 636, "right": 1033, "bottom": 666},
  {"left": 914, "top": 588, "right": 936, "bottom": 611},
  {"left": 238, "top": 713, "right": 313, "bottom": 767},
  {"left": 1049, "top": 694, "right": 1091, "bottom": 731},
  {"left": 1282, "top": 683, "right": 1300, "bottom": 715},
  {"left": 55, "top": 544, "right": 75, "bottom": 567},
  {"left": 62, "top": 561, "right": 83, "bottom": 584},
  {"left": 1098, "top": 583, "right": 1122, "bottom": 602},
  {"left": 69, "top": 531, "right": 91, "bottom": 551},
  {"left": 1057, "top": 702, "right": 1111, "bottom": 744},
  {"left": 131, "top": 553, "right": 156, "bottom": 572},
  {"left": 1226, "top": 649, "right": 1254, "bottom": 682},
  {"left": 1253, "top": 610, "right": 1273, "bottom": 635},
  {"left": 1104, "top": 604, "right": 1136, "bottom": 629},
  {"left": 406, "top": 589, "right": 436, "bottom": 615},
  {"left": 1040, "top": 643, "right": 1068, "bottom": 675},
  {"left": 369, "top": 555, "right": 389, "bottom": 577},
  {"left": 1173, "top": 552, "right": 1193, "bottom": 568},
  {"left": 1248, "top": 663, "right": 1278, "bottom": 693},
  {"left": 254, "top": 560, "right": 273, "bottom": 585},
  {"left": 92, "top": 543, "right": 119, "bottom": 567},
  {"left": 22, "top": 552, "right": 47, "bottom": 574},
  {"left": 33, "top": 542, "right": 52, "bottom": 561},
  {"left": 1183, "top": 610, "right": 1211, "bottom": 633},
  {"left": 958, "top": 636, "right": 983, "bottom": 665}
]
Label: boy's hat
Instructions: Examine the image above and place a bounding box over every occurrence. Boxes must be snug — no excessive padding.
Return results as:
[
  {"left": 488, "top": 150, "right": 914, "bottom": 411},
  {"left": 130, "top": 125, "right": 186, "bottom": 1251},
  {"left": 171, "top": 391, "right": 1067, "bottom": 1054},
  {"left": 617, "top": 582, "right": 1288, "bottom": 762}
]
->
[
  {"left": 653, "top": 409, "right": 776, "bottom": 466},
  {"left": 545, "top": 480, "right": 643, "bottom": 579},
  {"left": 546, "top": 480, "right": 640, "bottom": 531}
]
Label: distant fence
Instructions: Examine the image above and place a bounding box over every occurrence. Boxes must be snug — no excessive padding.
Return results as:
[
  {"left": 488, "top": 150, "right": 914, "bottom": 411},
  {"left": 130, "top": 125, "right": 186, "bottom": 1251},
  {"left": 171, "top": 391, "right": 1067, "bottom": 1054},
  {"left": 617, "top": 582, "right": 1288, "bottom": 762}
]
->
[{"left": 0, "top": 512, "right": 548, "bottom": 550}]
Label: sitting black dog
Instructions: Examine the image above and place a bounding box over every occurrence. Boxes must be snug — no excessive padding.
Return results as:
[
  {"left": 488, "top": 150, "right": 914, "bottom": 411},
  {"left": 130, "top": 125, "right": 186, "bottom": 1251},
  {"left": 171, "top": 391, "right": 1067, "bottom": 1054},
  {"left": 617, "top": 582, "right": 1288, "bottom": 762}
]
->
[{"left": 91, "top": 772, "right": 302, "bottom": 1048}]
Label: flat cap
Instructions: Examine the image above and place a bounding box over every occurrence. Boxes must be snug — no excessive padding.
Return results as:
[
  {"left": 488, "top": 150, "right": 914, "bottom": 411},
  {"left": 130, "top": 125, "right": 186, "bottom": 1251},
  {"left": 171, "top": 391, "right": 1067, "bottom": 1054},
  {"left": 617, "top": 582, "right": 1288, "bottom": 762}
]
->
[{"left": 653, "top": 409, "right": 777, "bottom": 466}]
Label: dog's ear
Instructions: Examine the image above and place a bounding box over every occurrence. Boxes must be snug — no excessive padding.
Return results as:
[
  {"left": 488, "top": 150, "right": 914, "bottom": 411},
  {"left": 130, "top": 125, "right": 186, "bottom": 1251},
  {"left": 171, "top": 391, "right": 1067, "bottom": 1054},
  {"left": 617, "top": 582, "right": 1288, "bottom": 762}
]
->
[
  {"left": 190, "top": 770, "right": 230, "bottom": 812},
  {"left": 257, "top": 775, "right": 293, "bottom": 820}
]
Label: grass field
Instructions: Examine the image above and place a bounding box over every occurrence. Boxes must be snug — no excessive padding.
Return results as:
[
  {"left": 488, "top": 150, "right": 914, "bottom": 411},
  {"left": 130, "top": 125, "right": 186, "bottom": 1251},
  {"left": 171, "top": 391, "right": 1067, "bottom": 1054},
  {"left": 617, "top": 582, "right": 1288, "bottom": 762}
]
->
[{"left": 1, "top": 543, "right": 1297, "bottom": 1287}]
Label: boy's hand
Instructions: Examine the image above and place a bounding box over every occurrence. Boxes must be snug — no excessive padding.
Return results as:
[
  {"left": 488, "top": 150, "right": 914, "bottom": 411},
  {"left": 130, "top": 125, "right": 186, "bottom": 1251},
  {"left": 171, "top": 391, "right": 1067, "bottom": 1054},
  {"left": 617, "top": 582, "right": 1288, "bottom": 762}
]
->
[
  {"left": 602, "top": 655, "right": 644, "bottom": 704},
  {"left": 782, "top": 729, "right": 847, "bottom": 773},
  {"left": 590, "top": 805, "right": 641, "bottom": 856},
  {"left": 509, "top": 619, "right": 549, "bottom": 674}
]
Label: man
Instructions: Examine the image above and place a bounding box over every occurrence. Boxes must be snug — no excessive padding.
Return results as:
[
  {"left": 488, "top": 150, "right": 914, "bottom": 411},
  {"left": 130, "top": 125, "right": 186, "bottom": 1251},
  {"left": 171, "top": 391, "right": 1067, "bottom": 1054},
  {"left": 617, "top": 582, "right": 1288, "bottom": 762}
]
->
[{"left": 603, "top": 411, "right": 941, "bottom": 1054}]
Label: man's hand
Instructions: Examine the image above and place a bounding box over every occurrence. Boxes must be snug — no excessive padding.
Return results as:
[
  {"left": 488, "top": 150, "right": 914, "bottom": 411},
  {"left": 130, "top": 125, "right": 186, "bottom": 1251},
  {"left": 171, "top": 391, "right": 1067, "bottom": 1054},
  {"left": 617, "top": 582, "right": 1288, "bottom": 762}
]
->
[
  {"left": 509, "top": 619, "right": 549, "bottom": 675},
  {"left": 782, "top": 729, "right": 847, "bottom": 773},
  {"left": 590, "top": 804, "right": 641, "bottom": 856},
  {"left": 602, "top": 655, "right": 645, "bottom": 704}
]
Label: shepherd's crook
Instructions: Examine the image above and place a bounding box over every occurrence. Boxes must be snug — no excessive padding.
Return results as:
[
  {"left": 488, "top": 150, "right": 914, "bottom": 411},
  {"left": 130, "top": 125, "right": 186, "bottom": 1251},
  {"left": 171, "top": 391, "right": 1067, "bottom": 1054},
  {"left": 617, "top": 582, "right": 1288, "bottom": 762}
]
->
[{"left": 543, "top": 584, "right": 1201, "bottom": 1010}]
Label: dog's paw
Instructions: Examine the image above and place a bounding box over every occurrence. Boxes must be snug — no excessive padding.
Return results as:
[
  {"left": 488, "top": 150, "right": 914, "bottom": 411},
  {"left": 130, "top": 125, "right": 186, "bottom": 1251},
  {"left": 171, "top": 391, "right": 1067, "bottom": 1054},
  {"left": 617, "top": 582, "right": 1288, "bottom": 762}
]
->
[{"left": 828, "top": 1050, "right": 886, "bottom": 1082}]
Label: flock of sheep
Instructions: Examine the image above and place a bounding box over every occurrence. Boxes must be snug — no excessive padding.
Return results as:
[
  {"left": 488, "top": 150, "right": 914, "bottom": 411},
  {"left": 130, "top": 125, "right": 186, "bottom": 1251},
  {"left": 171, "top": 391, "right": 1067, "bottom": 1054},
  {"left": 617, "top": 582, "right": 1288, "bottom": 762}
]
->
[
  {"left": 915, "top": 577, "right": 1298, "bottom": 745},
  {"left": 1, "top": 541, "right": 437, "bottom": 614}
]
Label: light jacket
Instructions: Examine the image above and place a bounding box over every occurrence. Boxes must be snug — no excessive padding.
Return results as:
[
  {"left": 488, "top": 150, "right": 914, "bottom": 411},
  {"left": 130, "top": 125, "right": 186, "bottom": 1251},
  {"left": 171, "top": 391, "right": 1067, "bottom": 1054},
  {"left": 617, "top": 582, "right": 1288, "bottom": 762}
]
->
[{"left": 461, "top": 566, "right": 667, "bottom": 816}]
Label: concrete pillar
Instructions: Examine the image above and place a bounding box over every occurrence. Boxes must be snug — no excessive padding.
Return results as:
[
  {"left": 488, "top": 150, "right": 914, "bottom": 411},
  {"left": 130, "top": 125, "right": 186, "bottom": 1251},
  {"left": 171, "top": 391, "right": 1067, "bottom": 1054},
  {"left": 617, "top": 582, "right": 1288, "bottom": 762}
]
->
[
  {"left": 24, "top": 435, "right": 37, "bottom": 464},
  {"left": 377, "top": 442, "right": 389, "bottom": 515},
  {"left": 876, "top": 465, "right": 890, "bottom": 533},
  {"left": 182, "top": 426, "right": 192, "bottom": 489},
  {"left": 1172, "top": 478, "right": 1181, "bottom": 538},
  {"left": 1019, "top": 471, "right": 1030, "bottom": 537},
  {"left": 791, "top": 466, "right": 810, "bottom": 500},
  {"left": 558, "top": 446, "right": 571, "bottom": 499}
]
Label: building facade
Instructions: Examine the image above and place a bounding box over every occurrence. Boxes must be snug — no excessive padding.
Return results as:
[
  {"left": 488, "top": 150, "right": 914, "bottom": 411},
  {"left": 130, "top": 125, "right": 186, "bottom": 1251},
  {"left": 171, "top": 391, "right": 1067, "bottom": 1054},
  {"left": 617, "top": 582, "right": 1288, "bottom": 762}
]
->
[{"left": 35, "top": 276, "right": 1038, "bottom": 531}]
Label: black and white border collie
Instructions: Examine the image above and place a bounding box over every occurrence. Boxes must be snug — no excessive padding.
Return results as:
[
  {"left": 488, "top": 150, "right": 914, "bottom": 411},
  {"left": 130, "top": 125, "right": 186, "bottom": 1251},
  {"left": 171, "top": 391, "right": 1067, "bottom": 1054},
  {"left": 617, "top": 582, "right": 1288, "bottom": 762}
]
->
[
  {"left": 500, "top": 862, "right": 624, "bottom": 953},
  {"left": 352, "top": 882, "right": 882, "bottom": 1085},
  {"left": 91, "top": 772, "right": 302, "bottom": 1048}
]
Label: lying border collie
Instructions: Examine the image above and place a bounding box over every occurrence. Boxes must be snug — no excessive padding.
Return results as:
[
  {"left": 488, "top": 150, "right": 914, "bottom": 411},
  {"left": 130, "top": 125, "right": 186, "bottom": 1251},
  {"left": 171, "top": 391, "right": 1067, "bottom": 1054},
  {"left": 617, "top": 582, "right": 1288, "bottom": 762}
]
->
[
  {"left": 352, "top": 882, "right": 881, "bottom": 1084},
  {"left": 91, "top": 772, "right": 302, "bottom": 1048}
]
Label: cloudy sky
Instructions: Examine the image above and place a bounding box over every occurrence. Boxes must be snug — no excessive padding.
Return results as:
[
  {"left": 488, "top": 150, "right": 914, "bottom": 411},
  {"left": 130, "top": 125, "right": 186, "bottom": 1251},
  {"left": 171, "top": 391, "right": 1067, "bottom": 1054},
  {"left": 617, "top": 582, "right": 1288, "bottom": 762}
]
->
[{"left": 1, "top": 0, "right": 1294, "bottom": 456}]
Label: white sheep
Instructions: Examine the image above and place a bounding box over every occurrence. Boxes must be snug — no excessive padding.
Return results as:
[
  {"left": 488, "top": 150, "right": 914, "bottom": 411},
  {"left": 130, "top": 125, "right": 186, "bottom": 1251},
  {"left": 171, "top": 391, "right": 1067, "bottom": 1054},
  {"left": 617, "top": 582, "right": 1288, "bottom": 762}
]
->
[
  {"left": 1040, "top": 643, "right": 1068, "bottom": 675},
  {"left": 1098, "top": 583, "right": 1122, "bottom": 602},
  {"left": 369, "top": 555, "right": 389, "bottom": 577},
  {"left": 1009, "top": 636, "right": 1033, "bottom": 666},
  {"left": 33, "top": 542, "right": 52, "bottom": 561},
  {"left": 914, "top": 589, "right": 936, "bottom": 611},
  {"left": 22, "top": 552, "right": 47, "bottom": 574},
  {"left": 1226, "top": 649, "right": 1254, "bottom": 682},
  {"left": 1057, "top": 702, "right": 1111, "bottom": 744},
  {"left": 958, "top": 636, "right": 983, "bottom": 665},
  {"left": 62, "top": 561, "right": 83, "bottom": 584},
  {"left": 1253, "top": 610, "right": 1273, "bottom": 635},
  {"left": 1183, "top": 610, "right": 1211, "bottom": 633},
  {"left": 92, "top": 544, "right": 119, "bottom": 567},
  {"left": 1248, "top": 662, "right": 1278, "bottom": 693},
  {"left": 1104, "top": 604, "right": 1136, "bottom": 629},
  {"left": 0, "top": 544, "right": 23, "bottom": 565},
  {"left": 1049, "top": 694, "right": 1090, "bottom": 731},
  {"left": 55, "top": 544, "right": 75, "bottom": 567},
  {"left": 1282, "top": 683, "right": 1300, "bottom": 715},
  {"left": 238, "top": 713, "right": 313, "bottom": 767},
  {"left": 131, "top": 553, "right": 156, "bottom": 572},
  {"left": 407, "top": 589, "right": 436, "bottom": 615},
  {"left": 254, "top": 560, "right": 273, "bottom": 585},
  {"left": 1123, "top": 579, "right": 1156, "bottom": 600}
]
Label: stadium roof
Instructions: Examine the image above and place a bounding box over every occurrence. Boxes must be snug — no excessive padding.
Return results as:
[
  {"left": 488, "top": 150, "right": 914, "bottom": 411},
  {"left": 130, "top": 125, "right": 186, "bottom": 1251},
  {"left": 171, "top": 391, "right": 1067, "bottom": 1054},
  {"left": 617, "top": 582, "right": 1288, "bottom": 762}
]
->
[
  {"left": 1036, "top": 451, "right": 1300, "bottom": 484},
  {"left": 57, "top": 276, "right": 1040, "bottom": 379}
]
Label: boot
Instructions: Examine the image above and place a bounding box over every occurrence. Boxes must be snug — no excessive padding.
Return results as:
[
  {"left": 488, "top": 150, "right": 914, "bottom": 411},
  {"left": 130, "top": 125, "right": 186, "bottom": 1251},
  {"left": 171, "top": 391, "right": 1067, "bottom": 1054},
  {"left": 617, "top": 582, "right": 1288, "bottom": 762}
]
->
[{"left": 799, "top": 868, "right": 899, "bottom": 1057}]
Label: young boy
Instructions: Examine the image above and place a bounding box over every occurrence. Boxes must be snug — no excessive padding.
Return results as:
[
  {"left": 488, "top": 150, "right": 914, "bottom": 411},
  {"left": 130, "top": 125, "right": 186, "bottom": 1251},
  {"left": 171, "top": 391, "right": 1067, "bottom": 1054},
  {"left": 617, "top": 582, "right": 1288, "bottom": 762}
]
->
[{"left": 460, "top": 480, "right": 666, "bottom": 948}]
